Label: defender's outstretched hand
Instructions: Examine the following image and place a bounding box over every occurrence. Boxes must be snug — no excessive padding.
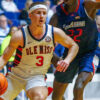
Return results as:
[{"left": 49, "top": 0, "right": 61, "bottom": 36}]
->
[{"left": 56, "top": 60, "right": 69, "bottom": 72}]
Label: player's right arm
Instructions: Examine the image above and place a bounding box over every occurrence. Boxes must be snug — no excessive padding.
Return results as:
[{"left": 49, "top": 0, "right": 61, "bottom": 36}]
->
[
  {"left": 84, "top": 0, "right": 100, "bottom": 19},
  {"left": 52, "top": 27, "right": 79, "bottom": 72},
  {"left": 0, "top": 30, "right": 23, "bottom": 70}
]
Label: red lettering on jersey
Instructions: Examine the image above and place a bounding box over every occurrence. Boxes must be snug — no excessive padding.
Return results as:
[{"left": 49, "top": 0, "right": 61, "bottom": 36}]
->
[
  {"left": 26, "top": 45, "right": 53, "bottom": 55},
  {"left": 34, "top": 46, "right": 37, "bottom": 54},
  {"left": 46, "top": 46, "right": 49, "bottom": 53},
  {"left": 44, "top": 45, "right": 46, "bottom": 54},
  {"left": 50, "top": 47, "right": 53, "bottom": 53},
  {"left": 29, "top": 47, "right": 33, "bottom": 55},
  {"left": 26, "top": 47, "right": 33, "bottom": 55},
  {"left": 26, "top": 48, "right": 29, "bottom": 55},
  {"left": 40, "top": 46, "right": 43, "bottom": 54}
]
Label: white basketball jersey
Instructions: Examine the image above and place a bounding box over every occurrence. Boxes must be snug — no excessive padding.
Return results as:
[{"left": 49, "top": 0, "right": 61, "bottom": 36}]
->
[{"left": 11, "top": 24, "right": 54, "bottom": 78}]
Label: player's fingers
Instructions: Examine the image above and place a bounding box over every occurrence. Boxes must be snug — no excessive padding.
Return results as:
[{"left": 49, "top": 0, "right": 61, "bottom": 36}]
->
[
  {"left": 0, "top": 66, "right": 4, "bottom": 71},
  {"left": 0, "top": 97, "right": 4, "bottom": 100},
  {"left": 56, "top": 61, "right": 62, "bottom": 71},
  {"left": 59, "top": 65, "right": 65, "bottom": 72},
  {"left": 56, "top": 61, "right": 64, "bottom": 71},
  {"left": 57, "top": 60, "right": 69, "bottom": 72},
  {"left": 56, "top": 66, "right": 61, "bottom": 71},
  {"left": 59, "top": 62, "right": 66, "bottom": 72},
  {"left": 63, "top": 64, "right": 69, "bottom": 72},
  {"left": 0, "top": 68, "right": 2, "bottom": 71},
  {"left": 63, "top": 66, "right": 68, "bottom": 72},
  {"left": 57, "top": 62, "right": 67, "bottom": 72},
  {"left": 59, "top": 61, "right": 65, "bottom": 67}
]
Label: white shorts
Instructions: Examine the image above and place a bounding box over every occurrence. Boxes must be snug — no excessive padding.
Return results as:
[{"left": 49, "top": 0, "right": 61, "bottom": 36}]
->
[{"left": 1, "top": 72, "right": 46, "bottom": 100}]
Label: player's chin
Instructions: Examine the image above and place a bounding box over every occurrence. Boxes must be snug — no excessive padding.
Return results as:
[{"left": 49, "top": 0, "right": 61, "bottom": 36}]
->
[
  {"left": 37, "top": 23, "right": 44, "bottom": 27},
  {"left": 37, "top": 24, "right": 42, "bottom": 27}
]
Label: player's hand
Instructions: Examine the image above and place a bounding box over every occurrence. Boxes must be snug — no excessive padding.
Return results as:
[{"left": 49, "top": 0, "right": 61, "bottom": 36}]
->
[
  {"left": 0, "top": 97, "right": 4, "bottom": 100},
  {"left": 0, "top": 66, "right": 4, "bottom": 71},
  {"left": 56, "top": 60, "right": 69, "bottom": 72}
]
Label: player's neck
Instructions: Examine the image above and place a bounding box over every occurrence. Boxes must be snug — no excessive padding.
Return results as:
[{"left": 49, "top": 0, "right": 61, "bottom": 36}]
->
[
  {"left": 64, "top": 0, "right": 78, "bottom": 13},
  {"left": 29, "top": 24, "right": 45, "bottom": 39}
]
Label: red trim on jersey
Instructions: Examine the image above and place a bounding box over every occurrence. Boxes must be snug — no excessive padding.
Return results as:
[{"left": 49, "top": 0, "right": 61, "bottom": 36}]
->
[
  {"left": 14, "top": 59, "right": 20, "bottom": 64},
  {"left": 60, "top": 0, "right": 80, "bottom": 15},
  {"left": 60, "top": 3, "right": 68, "bottom": 15},
  {"left": 17, "top": 47, "right": 22, "bottom": 51},
  {"left": 13, "top": 61, "right": 18, "bottom": 65},
  {"left": 16, "top": 53, "right": 22, "bottom": 58},
  {"left": 13, "top": 47, "right": 23, "bottom": 67},
  {"left": 8, "top": 67, "right": 11, "bottom": 71},
  {"left": 92, "top": 63, "right": 95, "bottom": 75},
  {"left": 75, "top": 0, "right": 80, "bottom": 12}
]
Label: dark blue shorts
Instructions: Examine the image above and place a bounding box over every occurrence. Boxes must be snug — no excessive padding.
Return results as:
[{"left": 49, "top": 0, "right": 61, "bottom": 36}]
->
[
  {"left": 55, "top": 51, "right": 98, "bottom": 83},
  {"left": 79, "top": 52, "right": 98, "bottom": 74}
]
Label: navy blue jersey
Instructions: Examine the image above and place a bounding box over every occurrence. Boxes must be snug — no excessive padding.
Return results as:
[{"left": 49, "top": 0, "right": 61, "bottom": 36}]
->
[
  {"left": 94, "top": 33, "right": 100, "bottom": 58},
  {"left": 56, "top": 0, "right": 98, "bottom": 57}
]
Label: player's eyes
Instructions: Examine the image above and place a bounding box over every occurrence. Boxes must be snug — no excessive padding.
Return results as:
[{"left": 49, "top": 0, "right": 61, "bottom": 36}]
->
[
  {"left": 36, "top": 11, "right": 41, "bottom": 14},
  {"left": 43, "top": 12, "right": 47, "bottom": 15}
]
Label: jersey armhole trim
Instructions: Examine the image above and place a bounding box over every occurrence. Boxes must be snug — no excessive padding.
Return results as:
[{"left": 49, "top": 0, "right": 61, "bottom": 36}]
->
[
  {"left": 52, "top": 26, "right": 55, "bottom": 46},
  {"left": 21, "top": 27, "right": 26, "bottom": 48}
]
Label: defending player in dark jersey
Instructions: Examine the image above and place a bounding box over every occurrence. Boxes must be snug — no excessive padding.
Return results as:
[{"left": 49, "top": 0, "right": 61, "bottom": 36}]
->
[{"left": 50, "top": 0, "right": 100, "bottom": 100}]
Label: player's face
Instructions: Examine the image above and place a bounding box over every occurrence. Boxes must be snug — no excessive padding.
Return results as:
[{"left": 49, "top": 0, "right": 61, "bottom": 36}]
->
[
  {"left": 29, "top": 8, "right": 47, "bottom": 27},
  {"left": 64, "top": 0, "right": 77, "bottom": 5},
  {"left": 0, "top": 16, "right": 7, "bottom": 29}
]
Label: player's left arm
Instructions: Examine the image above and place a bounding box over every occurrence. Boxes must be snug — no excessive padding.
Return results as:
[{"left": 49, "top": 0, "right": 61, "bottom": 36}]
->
[
  {"left": 53, "top": 27, "right": 79, "bottom": 72},
  {"left": 84, "top": 0, "right": 100, "bottom": 19}
]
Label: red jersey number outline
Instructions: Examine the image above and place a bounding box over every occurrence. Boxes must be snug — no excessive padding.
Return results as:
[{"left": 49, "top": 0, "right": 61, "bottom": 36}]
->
[{"left": 68, "top": 28, "right": 83, "bottom": 42}]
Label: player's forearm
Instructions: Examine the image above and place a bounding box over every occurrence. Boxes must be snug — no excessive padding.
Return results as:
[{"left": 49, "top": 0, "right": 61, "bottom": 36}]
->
[
  {"left": 0, "top": 49, "right": 10, "bottom": 70},
  {"left": 64, "top": 44, "right": 79, "bottom": 64},
  {"left": 0, "top": 47, "right": 15, "bottom": 70},
  {"left": 0, "top": 56, "right": 7, "bottom": 70}
]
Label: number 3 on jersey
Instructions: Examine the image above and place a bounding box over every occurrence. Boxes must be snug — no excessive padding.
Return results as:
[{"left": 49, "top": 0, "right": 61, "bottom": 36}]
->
[{"left": 36, "top": 56, "right": 44, "bottom": 66}]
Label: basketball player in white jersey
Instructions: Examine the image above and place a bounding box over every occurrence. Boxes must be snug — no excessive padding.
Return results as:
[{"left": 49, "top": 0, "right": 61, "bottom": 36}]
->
[{"left": 0, "top": 2, "right": 79, "bottom": 100}]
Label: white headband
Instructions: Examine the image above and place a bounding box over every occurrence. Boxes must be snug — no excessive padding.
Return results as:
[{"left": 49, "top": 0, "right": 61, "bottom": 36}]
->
[{"left": 28, "top": 4, "right": 47, "bottom": 14}]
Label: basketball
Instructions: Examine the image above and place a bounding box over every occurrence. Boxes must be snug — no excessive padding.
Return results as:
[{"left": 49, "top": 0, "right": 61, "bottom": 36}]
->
[
  {"left": 0, "top": 73, "right": 8, "bottom": 96},
  {"left": 96, "top": 0, "right": 100, "bottom": 2}
]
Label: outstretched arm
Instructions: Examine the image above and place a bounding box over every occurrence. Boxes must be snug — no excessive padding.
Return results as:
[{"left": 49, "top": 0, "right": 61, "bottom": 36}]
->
[
  {"left": 0, "top": 30, "right": 23, "bottom": 70},
  {"left": 84, "top": 0, "right": 100, "bottom": 19},
  {"left": 54, "top": 27, "right": 79, "bottom": 72}
]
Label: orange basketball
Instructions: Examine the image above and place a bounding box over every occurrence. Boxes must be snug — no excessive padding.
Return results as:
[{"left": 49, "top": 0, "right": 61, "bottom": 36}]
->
[
  {"left": 0, "top": 73, "right": 8, "bottom": 96},
  {"left": 96, "top": 0, "right": 100, "bottom": 2}
]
